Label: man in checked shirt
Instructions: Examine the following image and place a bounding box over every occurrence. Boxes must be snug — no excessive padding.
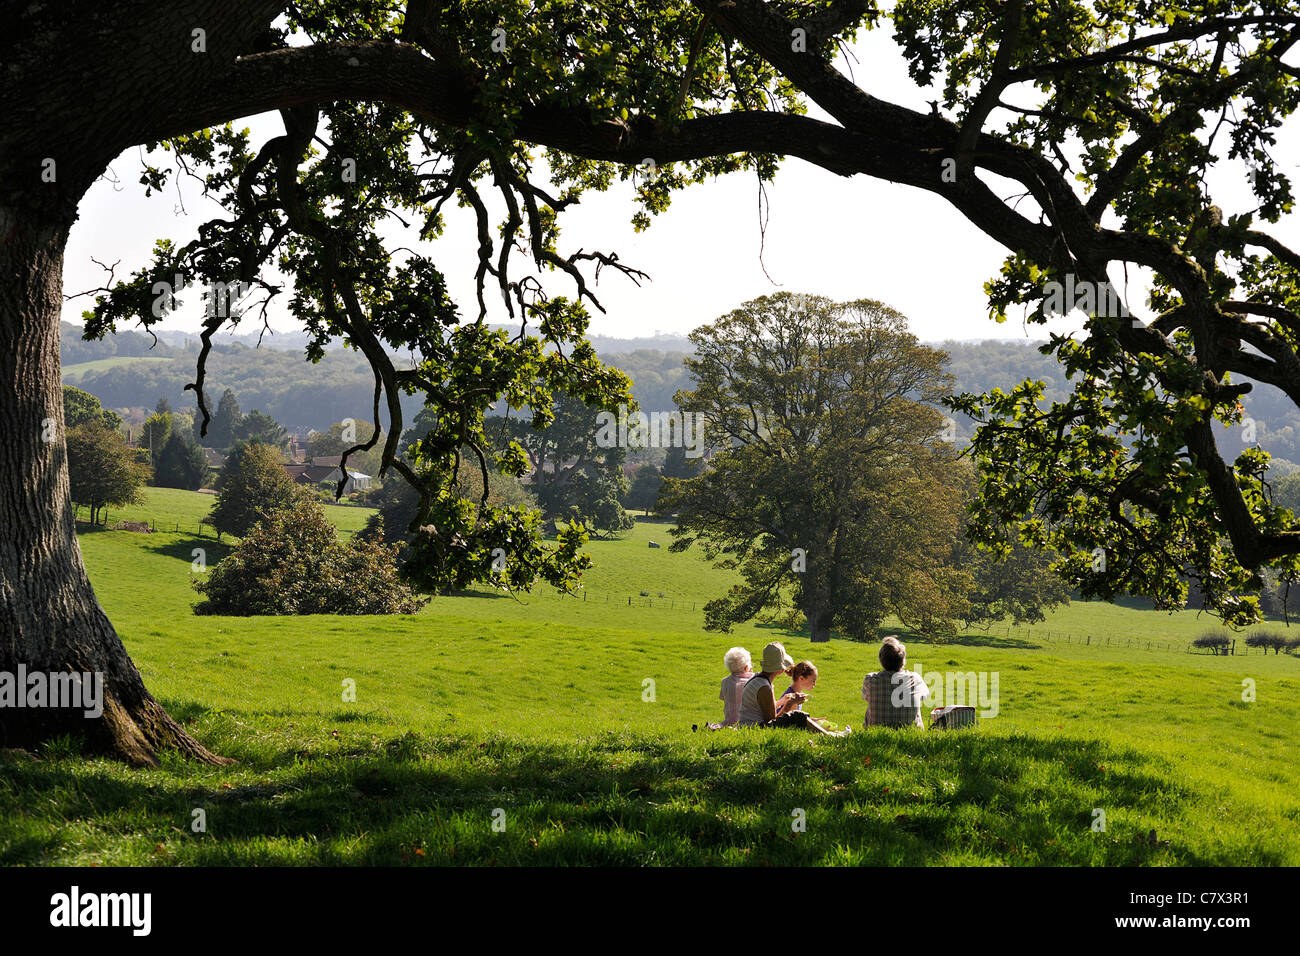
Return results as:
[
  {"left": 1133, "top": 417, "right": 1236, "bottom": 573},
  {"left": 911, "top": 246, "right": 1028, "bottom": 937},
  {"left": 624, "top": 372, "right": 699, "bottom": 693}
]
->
[{"left": 861, "top": 635, "right": 930, "bottom": 729}]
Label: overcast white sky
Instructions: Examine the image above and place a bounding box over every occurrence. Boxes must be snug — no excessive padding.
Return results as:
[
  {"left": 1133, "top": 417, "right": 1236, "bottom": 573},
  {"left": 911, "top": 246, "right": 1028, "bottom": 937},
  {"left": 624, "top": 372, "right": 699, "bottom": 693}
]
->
[{"left": 61, "top": 15, "right": 1294, "bottom": 347}]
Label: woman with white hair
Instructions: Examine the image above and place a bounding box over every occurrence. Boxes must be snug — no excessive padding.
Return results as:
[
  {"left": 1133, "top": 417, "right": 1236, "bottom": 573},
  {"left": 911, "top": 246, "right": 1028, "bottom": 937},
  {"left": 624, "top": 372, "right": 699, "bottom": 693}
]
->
[{"left": 737, "top": 642, "right": 851, "bottom": 737}]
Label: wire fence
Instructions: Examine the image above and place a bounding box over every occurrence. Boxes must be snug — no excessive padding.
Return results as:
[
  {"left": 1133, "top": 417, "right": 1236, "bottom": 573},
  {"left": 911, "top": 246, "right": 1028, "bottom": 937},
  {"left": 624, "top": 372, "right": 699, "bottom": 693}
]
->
[
  {"left": 76, "top": 508, "right": 221, "bottom": 538},
  {"left": 988, "top": 623, "right": 1296, "bottom": 657}
]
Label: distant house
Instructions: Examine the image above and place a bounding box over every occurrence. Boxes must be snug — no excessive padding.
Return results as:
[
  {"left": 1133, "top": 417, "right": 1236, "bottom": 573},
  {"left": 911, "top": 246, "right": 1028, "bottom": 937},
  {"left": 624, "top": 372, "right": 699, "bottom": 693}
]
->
[
  {"left": 201, "top": 447, "right": 226, "bottom": 469},
  {"left": 288, "top": 462, "right": 372, "bottom": 494},
  {"left": 310, "top": 455, "right": 344, "bottom": 469},
  {"left": 330, "top": 470, "right": 372, "bottom": 494}
]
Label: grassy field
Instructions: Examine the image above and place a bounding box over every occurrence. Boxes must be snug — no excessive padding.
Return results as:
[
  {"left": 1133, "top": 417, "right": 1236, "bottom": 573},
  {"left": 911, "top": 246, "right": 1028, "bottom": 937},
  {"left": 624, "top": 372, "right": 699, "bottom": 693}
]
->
[
  {"left": 84, "top": 485, "right": 374, "bottom": 539},
  {"left": 61, "top": 356, "right": 175, "bottom": 383},
  {"left": 2, "top": 489, "right": 1297, "bottom": 865}
]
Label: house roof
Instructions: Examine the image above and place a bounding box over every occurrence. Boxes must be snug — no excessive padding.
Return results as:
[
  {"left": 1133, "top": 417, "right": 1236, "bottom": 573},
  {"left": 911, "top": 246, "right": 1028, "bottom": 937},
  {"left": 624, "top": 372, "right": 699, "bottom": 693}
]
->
[{"left": 298, "top": 465, "right": 339, "bottom": 483}]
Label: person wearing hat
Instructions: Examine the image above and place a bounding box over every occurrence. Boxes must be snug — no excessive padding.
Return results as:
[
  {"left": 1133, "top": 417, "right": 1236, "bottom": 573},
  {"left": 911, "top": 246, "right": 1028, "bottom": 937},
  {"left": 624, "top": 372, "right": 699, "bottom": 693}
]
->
[{"left": 736, "top": 642, "right": 851, "bottom": 737}]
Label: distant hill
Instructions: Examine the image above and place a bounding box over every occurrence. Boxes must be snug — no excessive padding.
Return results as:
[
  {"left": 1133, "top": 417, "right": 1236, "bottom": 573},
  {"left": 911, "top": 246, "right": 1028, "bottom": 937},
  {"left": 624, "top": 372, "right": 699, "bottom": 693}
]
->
[{"left": 58, "top": 321, "right": 1299, "bottom": 468}]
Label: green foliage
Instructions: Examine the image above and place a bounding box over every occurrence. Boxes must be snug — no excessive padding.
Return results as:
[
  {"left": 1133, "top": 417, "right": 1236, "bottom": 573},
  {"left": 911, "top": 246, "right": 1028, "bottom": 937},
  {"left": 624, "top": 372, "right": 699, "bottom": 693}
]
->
[
  {"left": 660, "top": 445, "right": 703, "bottom": 482},
  {"left": 360, "top": 456, "right": 538, "bottom": 548},
  {"left": 1274, "top": 472, "right": 1300, "bottom": 515},
  {"left": 154, "top": 429, "right": 211, "bottom": 491},
  {"left": 485, "top": 391, "right": 635, "bottom": 536},
  {"left": 206, "top": 388, "right": 242, "bottom": 450},
  {"left": 236, "top": 409, "right": 288, "bottom": 449},
  {"left": 950, "top": 462, "right": 1070, "bottom": 629},
  {"left": 65, "top": 422, "right": 147, "bottom": 525},
  {"left": 623, "top": 463, "right": 663, "bottom": 515},
  {"left": 62, "top": 385, "right": 122, "bottom": 431},
  {"left": 139, "top": 410, "right": 171, "bottom": 462},
  {"left": 208, "top": 441, "right": 305, "bottom": 538},
  {"left": 193, "top": 501, "right": 426, "bottom": 615},
  {"left": 664, "top": 293, "right": 969, "bottom": 640}
]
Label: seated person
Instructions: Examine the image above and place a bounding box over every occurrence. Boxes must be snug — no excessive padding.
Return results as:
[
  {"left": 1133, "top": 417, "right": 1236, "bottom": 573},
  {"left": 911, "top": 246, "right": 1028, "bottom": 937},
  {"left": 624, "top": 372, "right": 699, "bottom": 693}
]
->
[
  {"left": 704, "top": 646, "right": 753, "bottom": 730},
  {"left": 778, "top": 660, "right": 818, "bottom": 711},
  {"left": 861, "top": 635, "right": 929, "bottom": 729},
  {"left": 778, "top": 660, "right": 837, "bottom": 730},
  {"left": 739, "top": 643, "right": 851, "bottom": 737}
]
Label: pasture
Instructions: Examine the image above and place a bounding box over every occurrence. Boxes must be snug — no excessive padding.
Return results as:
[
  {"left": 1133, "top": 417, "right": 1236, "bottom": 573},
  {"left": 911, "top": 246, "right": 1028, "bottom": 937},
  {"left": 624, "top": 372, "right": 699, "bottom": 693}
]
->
[{"left": 1, "top": 489, "right": 1297, "bottom": 865}]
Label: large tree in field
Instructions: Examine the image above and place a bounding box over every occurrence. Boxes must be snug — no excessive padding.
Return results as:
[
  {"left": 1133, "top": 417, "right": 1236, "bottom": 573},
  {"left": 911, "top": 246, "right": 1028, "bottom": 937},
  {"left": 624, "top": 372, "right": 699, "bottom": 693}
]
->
[
  {"left": 662, "top": 293, "right": 968, "bottom": 640},
  {"left": 66, "top": 423, "right": 147, "bottom": 527},
  {"left": 8, "top": 1, "right": 1300, "bottom": 761}
]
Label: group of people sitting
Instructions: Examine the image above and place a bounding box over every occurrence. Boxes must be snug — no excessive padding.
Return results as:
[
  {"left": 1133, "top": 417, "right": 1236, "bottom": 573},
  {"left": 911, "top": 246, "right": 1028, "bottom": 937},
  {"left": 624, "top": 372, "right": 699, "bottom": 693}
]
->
[{"left": 699, "top": 636, "right": 930, "bottom": 735}]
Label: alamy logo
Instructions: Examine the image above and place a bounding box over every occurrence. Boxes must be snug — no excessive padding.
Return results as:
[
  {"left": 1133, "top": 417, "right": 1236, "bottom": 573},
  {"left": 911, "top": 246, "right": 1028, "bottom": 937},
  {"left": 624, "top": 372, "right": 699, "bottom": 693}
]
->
[
  {"left": 0, "top": 666, "right": 103, "bottom": 718},
  {"left": 151, "top": 272, "right": 252, "bottom": 319},
  {"left": 595, "top": 405, "right": 707, "bottom": 458},
  {"left": 890, "top": 665, "right": 999, "bottom": 718},
  {"left": 50, "top": 886, "right": 151, "bottom": 936}
]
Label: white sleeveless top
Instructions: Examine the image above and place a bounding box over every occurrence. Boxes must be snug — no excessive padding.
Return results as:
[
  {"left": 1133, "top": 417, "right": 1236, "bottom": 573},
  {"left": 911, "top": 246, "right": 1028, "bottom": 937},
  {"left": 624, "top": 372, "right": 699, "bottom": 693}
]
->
[{"left": 737, "top": 674, "right": 773, "bottom": 727}]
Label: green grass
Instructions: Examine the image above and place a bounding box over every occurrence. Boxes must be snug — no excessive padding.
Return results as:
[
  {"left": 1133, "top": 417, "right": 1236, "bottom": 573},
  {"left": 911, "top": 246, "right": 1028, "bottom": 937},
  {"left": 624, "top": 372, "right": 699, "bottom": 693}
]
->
[
  {"left": 2, "top": 489, "right": 1298, "bottom": 865},
  {"left": 87, "top": 485, "right": 374, "bottom": 539},
  {"left": 61, "top": 356, "right": 175, "bottom": 383}
]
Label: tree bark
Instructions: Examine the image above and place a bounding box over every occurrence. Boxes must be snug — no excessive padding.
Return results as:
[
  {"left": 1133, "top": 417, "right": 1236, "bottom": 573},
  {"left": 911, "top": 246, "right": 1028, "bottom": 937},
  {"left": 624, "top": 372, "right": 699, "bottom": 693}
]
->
[
  {"left": 806, "top": 605, "right": 833, "bottom": 643},
  {"left": 0, "top": 204, "right": 227, "bottom": 766}
]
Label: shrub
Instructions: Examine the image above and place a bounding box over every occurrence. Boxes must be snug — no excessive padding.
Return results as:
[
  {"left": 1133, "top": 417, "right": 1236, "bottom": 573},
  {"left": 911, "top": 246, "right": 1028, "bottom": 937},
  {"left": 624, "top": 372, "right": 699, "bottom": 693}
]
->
[
  {"left": 1192, "top": 631, "right": 1232, "bottom": 655},
  {"left": 208, "top": 440, "right": 305, "bottom": 539},
  {"left": 193, "top": 503, "right": 427, "bottom": 615},
  {"left": 1245, "top": 630, "right": 1292, "bottom": 654}
]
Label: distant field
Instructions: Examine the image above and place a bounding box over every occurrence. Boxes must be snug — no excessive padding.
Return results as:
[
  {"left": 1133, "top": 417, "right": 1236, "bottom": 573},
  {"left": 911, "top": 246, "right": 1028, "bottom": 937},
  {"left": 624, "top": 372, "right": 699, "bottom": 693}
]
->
[
  {"left": 81, "top": 486, "right": 375, "bottom": 539},
  {"left": 61, "top": 355, "right": 175, "bottom": 383},
  {"left": 2, "top": 487, "right": 1296, "bottom": 866}
]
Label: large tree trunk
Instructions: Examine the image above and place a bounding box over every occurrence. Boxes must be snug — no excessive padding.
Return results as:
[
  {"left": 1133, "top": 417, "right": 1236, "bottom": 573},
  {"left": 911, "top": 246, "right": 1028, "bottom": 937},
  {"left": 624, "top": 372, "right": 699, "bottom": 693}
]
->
[
  {"left": 805, "top": 604, "right": 833, "bottom": 643},
  {"left": 0, "top": 204, "right": 227, "bottom": 766}
]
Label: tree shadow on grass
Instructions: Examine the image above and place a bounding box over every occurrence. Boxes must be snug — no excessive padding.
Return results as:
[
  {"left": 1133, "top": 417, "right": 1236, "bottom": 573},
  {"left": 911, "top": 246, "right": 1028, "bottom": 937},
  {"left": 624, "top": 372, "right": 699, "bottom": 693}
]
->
[
  {"left": 141, "top": 537, "right": 233, "bottom": 564},
  {"left": 923, "top": 633, "right": 1042, "bottom": 650},
  {"left": 441, "top": 589, "right": 515, "bottom": 601},
  {"left": 763, "top": 624, "right": 1043, "bottom": 650},
  {"left": 0, "top": 723, "right": 1273, "bottom": 867}
]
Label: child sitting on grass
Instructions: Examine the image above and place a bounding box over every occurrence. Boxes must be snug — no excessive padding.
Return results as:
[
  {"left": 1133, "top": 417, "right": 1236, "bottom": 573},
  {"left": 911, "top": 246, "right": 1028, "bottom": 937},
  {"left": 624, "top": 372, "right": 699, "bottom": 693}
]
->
[
  {"left": 696, "top": 646, "right": 753, "bottom": 731},
  {"left": 777, "top": 660, "right": 841, "bottom": 732}
]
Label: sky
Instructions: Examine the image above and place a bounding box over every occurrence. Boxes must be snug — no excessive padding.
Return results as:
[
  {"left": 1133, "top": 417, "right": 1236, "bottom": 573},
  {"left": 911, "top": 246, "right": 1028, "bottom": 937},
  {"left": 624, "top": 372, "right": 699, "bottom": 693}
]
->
[{"left": 60, "top": 13, "right": 1297, "bottom": 348}]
